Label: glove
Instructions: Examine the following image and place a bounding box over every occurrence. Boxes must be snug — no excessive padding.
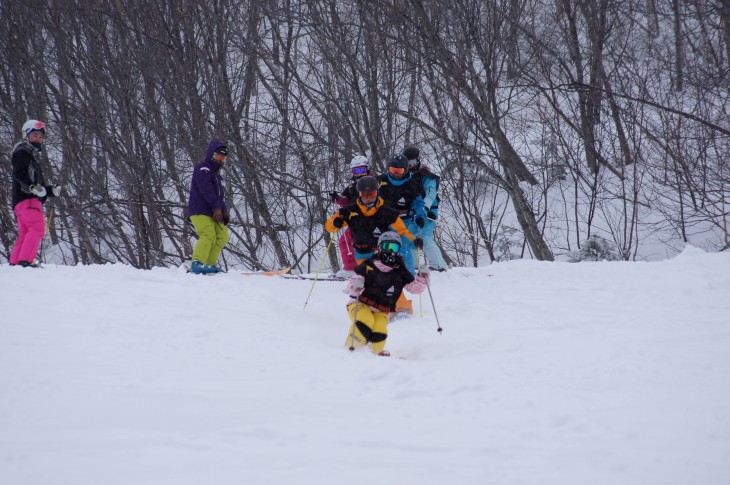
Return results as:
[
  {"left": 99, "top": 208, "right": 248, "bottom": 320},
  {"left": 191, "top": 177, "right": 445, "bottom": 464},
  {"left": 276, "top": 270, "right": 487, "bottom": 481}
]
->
[
  {"left": 413, "top": 237, "right": 424, "bottom": 249},
  {"left": 416, "top": 272, "right": 430, "bottom": 285},
  {"left": 338, "top": 207, "right": 351, "bottom": 219},
  {"left": 223, "top": 213, "right": 230, "bottom": 225},
  {"left": 212, "top": 208, "right": 223, "bottom": 222},
  {"left": 427, "top": 211, "right": 437, "bottom": 221},
  {"left": 333, "top": 217, "right": 345, "bottom": 229},
  {"left": 50, "top": 185, "right": 62, "bottom": 197},
  {"left": 415, "top": 216, "right": 425, "bottom": 228},
  {"left": 29, "top": 184, "right": 46, "bottom": 197},
  {"left": 329, "top": 191, "right": 339, "bottom": 202},
  {"left": 349, "top": 277, "right": 365, "bottom": 297}
]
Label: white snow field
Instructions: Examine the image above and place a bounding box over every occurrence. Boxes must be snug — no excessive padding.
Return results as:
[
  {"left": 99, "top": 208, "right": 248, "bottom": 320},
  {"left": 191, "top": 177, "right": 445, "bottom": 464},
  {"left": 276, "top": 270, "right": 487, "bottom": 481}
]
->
[{"left": 1, "top": 246, "right": 729, "bottom": 485}]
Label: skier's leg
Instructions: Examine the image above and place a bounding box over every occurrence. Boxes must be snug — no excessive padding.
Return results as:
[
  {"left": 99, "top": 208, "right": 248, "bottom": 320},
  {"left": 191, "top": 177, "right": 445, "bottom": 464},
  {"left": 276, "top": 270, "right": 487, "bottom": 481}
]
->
[
  {"left": 399, "top": 236, "right": 416, "bottom": 275},
  {"left": 190, "top": 215, "right": 217, "bottom": 265},
  {"left": 421, "top": 219, "right": 448, "bottom": 270},
  {"left": 395, "top": 291, "right": 413, "bottom": 315},
  {"left": 369, "top": 312, "right": 390, "bottom": 354},
  {"left": 11, "top": 199, "right": 45, "bottom": 265},
  {"left": 405, "top": 219, "right": 421, "bottom": 273},
  {"left": 208, "top": 221, "right": 230, "bottom": 265},
  {"left": 339, "top": 229, "right": 358, "bottom": 271},
  {"left": 346, "top": 302, "right": 374, "bottom": 349},
  {"left": 10, "top": 203, "right": 29, "bottom": 265}
]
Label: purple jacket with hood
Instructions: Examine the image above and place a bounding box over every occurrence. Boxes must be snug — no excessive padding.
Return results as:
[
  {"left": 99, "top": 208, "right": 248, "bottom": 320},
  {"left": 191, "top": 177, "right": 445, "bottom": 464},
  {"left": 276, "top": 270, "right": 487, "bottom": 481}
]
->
[{"left": 188, "top": 140, "right": 229, "bottom": 218}]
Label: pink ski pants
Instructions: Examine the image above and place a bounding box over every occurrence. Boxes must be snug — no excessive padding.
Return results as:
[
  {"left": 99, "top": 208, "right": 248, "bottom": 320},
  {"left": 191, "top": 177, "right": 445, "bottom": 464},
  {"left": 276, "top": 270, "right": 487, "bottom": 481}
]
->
[{"left": 10, "top": 198, "right": 45, "bottom": 265}]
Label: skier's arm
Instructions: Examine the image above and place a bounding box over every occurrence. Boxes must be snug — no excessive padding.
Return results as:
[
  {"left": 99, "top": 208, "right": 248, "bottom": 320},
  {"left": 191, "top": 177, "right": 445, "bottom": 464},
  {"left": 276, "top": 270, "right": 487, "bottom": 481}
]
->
[
  {"left": 390, "top": 217, "right": 415, "bottom": 242},
  {"left": 325, "top": 210, "right": 348, "bottom": 232},
  {"left": 421, "top": 177, "right": 438, "bottom": 209},
  {"left": 405, "top": 273, "right": 428, "bottom": 295},
  {"left": 410, "top": 187, "right": 427, "bottom": 219},
  {"left": 347, "top": 274, "right": 365, "bottom": 297},
  {"left": 12, "top": 150, "right": 34, "bottom": 194}
]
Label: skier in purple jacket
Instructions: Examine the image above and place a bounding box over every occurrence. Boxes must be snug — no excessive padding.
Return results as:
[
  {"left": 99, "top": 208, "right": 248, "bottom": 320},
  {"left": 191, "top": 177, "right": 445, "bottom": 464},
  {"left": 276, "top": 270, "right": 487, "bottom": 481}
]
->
[{"left": 187, "top": 140, "right": 230, "bottom": 274}]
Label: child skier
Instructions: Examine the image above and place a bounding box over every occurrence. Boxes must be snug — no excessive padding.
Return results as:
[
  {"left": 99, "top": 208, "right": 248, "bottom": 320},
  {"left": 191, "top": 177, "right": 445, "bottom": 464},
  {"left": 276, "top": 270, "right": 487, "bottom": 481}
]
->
[
  {"left": 329, "top": 155, "right": 375, "bottom": 273},
  {"left": 9, "top": 120, "right": 62, "bottom": 267},
  {"left": 344, "top": 232, "right": 429, "bottom": 356},
  {"left": 376, "top": 154, "right": 427, "bottom": 315},
  {"left": 325, "top": 175, "right": 422, "bottom": 263},
  {"left": 402, "top": 146, "right": 449, "bottom": 271}
]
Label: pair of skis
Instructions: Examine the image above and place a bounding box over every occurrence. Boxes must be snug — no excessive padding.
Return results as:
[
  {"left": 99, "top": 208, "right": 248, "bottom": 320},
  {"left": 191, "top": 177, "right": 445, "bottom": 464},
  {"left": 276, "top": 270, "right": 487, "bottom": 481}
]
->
[{"left": 241, "top": 266, "right": 347, "bottom": 281}]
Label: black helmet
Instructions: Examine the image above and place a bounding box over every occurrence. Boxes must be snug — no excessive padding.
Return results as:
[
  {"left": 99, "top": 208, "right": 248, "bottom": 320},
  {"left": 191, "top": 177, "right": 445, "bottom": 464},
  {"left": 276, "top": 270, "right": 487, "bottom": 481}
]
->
[
  {"left": 356, "top": 175, "right": 379, "bottom": 193},
  {"left": 387, "top": 154, "right": 409, "bottom": 180},
  {"left": 402, "top": 146, "right": 419, "bottom": 161},
  {"left": 402, "top": 146, "right": 421, "bottom": 170}
]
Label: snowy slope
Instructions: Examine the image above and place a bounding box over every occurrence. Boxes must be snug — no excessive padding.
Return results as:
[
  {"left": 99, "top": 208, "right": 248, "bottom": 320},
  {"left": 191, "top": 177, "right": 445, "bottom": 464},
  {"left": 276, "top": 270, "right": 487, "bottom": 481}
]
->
[{"left": 1, "top": 246, "right": 729, "bottom": 485}]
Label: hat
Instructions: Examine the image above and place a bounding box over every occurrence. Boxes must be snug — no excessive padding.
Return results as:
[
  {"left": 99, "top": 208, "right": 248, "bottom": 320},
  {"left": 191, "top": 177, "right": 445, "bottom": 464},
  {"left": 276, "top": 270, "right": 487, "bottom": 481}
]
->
[
  {"left": 356, "top": 175, "right": 379, "bottom": 193},
  {"left": 402, "top": 146, "right": 419, "bottom": 161},
  {"left": 350, "top": 155, "right": 368, "bottom": 168},
  {"left": 22, "top": 119, "right": 46, "bottom": 138}
]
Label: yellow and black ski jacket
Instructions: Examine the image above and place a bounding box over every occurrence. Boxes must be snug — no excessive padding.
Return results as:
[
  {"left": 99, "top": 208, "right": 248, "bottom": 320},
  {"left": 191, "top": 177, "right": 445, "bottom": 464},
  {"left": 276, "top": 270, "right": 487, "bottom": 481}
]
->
[{"left": 325, "top": 197, "right": 415, "bottom": 254}]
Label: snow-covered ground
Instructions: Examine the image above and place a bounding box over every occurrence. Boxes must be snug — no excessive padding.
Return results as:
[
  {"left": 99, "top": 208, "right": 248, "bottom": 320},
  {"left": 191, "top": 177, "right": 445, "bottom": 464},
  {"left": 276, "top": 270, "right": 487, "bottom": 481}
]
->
[{"left": 1, "top": 246, "right": 729, "bottom": 485}]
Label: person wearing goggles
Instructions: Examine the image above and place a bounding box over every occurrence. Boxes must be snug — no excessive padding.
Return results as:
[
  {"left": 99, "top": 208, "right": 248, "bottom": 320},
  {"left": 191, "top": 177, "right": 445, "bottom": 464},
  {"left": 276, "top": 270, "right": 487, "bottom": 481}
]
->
[
  {"left": 325, "top": 175, "right": 423, "bottom": 269},
  {"left": 375, "top": 153, "right": 429, "bottom": 315},
  {"left": 328, "top": 155, "right": 375, "bottom": 274},
  {"left": 187, "top": 140, "right": 231, "bottom": 274},
  {"left": 343, "top": 231, "right": 429, "bottom": 356},
  {"left": 9, "top": 120, "right": 62, "bottom": 268},
  {"left": 402, "top": 146, "right": 448, "bottom": 272}
]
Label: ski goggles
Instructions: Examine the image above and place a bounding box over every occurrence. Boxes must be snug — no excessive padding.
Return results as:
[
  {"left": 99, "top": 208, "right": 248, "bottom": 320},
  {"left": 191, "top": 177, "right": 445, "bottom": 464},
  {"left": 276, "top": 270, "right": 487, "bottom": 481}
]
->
[
  {"left": 388, "top": 166, "right": 406, "bottom": 176},
  {"left": 27, "top": 121, "right": 46, "bottom": 135},
  {"left": 379, "top": 241, "right": 401, "bottom": 253},
  {"left": 359, "top": 190, "right": 377, "bottom": 199},
  {"left": 214, "top": 146, "right": 229, "bottom": 156},
  {"left": 352, "top": 165, "right": 368, "bottom": 176}
]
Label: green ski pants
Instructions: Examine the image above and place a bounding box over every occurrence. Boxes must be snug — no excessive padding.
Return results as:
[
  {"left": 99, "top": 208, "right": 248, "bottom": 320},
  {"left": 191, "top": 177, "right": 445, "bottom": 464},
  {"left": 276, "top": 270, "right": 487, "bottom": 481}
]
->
[{"left": 190, "top": 215, "right": 230, "bottom": 266}]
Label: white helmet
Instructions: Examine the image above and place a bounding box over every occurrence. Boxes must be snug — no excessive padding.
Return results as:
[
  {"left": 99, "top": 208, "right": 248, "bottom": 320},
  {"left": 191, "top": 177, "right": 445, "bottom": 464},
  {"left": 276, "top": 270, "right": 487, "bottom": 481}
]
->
[
  {"left": 22, "top": 119, "right": 46, "bottom": 138},
  {"left": 350, "top": 155, "right": 368, "bottom": 168}
]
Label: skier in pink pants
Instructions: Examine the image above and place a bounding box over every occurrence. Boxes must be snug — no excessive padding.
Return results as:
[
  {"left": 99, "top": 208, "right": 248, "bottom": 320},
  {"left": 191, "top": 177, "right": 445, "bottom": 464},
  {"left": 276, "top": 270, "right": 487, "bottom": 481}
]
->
[
  {"left": 329, "top": 155, "right": 375, "bottom": 273},
  {"left": 9, "top": 120, "right": 62, "bottom": 267}
]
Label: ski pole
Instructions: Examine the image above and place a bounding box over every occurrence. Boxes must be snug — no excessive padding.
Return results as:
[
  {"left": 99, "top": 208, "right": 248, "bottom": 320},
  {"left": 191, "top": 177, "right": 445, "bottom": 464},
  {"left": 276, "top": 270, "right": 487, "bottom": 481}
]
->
[
  {"left": 45, "top": 206, "right": 54, "bottom": 236},
  {"left": 348, "top": 301, "right": 361, "bottom": 351},
  {"left": 422, "top": 252, "right": 443, "bottom": 334},
  {"left": 417, "top": 247, "right": 424, "bottom": 318},
  {"left": 303, "top": 233, "right": 334, "bottom": 310}
]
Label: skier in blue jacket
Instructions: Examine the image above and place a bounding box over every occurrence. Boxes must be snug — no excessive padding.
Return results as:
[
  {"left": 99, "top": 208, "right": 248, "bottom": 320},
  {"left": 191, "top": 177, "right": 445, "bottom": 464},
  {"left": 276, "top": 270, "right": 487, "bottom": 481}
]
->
[{"left": 402, "top": 146, "right": 448, "bottom": 271}]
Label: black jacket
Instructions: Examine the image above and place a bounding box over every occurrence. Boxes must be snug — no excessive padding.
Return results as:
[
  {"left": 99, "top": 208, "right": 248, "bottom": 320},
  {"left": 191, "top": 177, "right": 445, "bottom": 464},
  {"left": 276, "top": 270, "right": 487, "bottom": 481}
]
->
[
  {"left": 354, "top": 258, "right": 415, "bottom": 312},
  {"left": 377, "top": 172, "right": 424, "bottom": 219},
  {"left": 337, "top": 201, "right": 404, "bottom": 253},
  {"left": 11, "top": 142, "right": 50, "bottom": 208}
]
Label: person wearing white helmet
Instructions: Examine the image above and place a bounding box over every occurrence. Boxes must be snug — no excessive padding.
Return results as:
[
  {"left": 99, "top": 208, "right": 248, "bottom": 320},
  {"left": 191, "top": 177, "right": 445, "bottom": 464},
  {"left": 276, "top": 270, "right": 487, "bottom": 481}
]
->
[
  {"left": 8, "top": 120, "right": 62, "bottom": 268},
  {"left": 343, "top": 231, "right": 429, "bottom": 356},
  {"left": 328, "top": 155, "right": 375, "bottom": 273}
]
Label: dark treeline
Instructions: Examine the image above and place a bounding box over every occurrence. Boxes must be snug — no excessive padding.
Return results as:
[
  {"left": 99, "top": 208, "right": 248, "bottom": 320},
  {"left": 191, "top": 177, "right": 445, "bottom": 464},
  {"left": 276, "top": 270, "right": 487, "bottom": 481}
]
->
[{"left": 1, "top": 0, "right": 728, "bottom": 270}]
